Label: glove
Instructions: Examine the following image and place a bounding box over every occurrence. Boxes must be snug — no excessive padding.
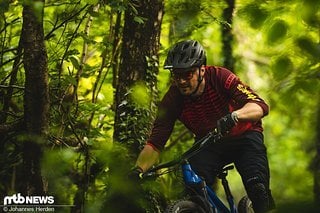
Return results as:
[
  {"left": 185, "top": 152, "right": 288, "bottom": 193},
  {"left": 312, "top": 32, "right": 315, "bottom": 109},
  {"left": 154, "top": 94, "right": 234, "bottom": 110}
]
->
[
  {"left": 128, "top": 166, "right": 143, "bottom": 181},
  {"left": 217, "top": 112, "right": 238, "bottom": 135}
]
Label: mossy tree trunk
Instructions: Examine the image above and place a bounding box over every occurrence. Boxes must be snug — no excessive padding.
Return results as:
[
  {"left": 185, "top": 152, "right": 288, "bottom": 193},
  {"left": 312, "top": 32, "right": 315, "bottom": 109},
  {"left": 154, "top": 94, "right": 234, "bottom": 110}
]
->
[
  {"left": 221, "top": 0, "right": 235, "bottom": 71},
  {"left": 314, "top": 96, "right": 320, "bottom": 207},
  {"left": 20, "top": 0, "right": 49, "bottom": 195},
  {"left": 114, "top": 0, "right": 164, "bottom": 153}
]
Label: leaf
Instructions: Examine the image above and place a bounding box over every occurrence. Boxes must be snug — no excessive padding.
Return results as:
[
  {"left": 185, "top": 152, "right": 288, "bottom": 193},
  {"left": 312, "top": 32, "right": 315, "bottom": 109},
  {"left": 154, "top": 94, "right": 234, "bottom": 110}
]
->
[
  {"left": 239, "top": 3, "right": 269, "bottom": 29},
  {"left": 65, "top": 49, "right": 80, "bottom": 57},
  {"left": 130, "top": 82, "right": 151, "bottom": 108},
  {"left": 31, "top": 1, "right": 44, "bottom": 21},
  {"left": 297, "top": 79, "right": 320, "bottom": 95},
  {"left": 267, "top": 20, "right": 288, "bottom": 44},
  {"left": 0, "top": 0, "right": 10, "bottom": 14},
  {"left": 84, "top": 0, "right": 99, "bottom": 5},
  {"left": 295, "top": 36, "right": 320, "bottom": 59},
  {"left": 119, "top": 100, "right": 128, "bottom": 107},
  {"left": 88, "top": 9, "right": 100, "bottom": 17},
  {"left": 65, "top": 76, "right": 77, "bottom": 86},
  {"left": 272, "top": 56, "right": 293, "bottom": 81},
  {"left": 69, "top": 56, "right": 80, "bottom": 70},
  {"left": 299, "top": 0, "right": 320, "bottom": 27},
  {"left": 133, "top": 16, "right": 145, "bottom": 24}
]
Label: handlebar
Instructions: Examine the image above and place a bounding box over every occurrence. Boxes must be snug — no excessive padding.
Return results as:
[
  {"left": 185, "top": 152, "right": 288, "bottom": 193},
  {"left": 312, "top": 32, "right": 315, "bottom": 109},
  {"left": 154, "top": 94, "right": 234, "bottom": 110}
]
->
[{"left": 141, "top": 129, "right": 222, "bottom": 179}]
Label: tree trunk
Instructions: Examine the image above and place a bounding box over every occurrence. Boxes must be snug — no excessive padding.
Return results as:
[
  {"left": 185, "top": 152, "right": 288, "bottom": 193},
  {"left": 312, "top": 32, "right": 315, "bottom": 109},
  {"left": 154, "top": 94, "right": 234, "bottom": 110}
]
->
[
  {"left": 221, "top": 0, "right": 235, "bottom": 71},
  {"left": 114, "top": 0, "right": 164, "bottom": 153},
  {"left": 21, "top": 0, "right": 49, "bottom": 195},
  {"left": 112, "top": 1, "right": 165, "bottom": 211},
  {"left": 314, "top": 95, "right": 320, "bottom": 207}
]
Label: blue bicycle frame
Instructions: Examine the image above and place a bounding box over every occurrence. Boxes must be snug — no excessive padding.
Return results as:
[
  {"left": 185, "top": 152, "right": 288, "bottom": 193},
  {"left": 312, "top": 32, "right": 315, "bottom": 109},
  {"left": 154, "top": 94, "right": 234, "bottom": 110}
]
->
[
  {"left": 142, "top": 130, "right": 245, "bottom": 212},
  {"left": 182, "top": 161, "right": 238, "bottom": 213}
]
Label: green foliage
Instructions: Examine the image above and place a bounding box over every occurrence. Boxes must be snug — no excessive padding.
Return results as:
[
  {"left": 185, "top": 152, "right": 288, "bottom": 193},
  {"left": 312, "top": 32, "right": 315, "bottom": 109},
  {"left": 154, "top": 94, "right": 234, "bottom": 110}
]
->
[
  {"left": 159, "top": 0, "right": 320, "bottom": 209},
  {"left": 238, "top": 3, "right": 269, "bottom": 29},
  {"left": 0, "top": 0, "right": 10, "bottom": 14},
  {"left": 116, "top": 89, "right": 154, "bottom": 149},
  {"left": 267, "top": 20, "right": 288, "bottom": 44},
  {"left": 130, "top": 82, "right": 152, "bottom": 108},
  {"left": 0, "top": 0, "right": 319, "bottom": 211},
  {"left": 299, "top": 0, "right": 320, "bottom": 27},
  {"left": 235, "top": 0, "right": 319, "bottom": 208},
  {"left": 295, "top": 36, "right": 320, "bottom": 60},
  {"left": 271, "top": 56, "right": 293, "bottom": 81},
  {"left": 42, "top": 148, "right": 78, "bottom": 204}
]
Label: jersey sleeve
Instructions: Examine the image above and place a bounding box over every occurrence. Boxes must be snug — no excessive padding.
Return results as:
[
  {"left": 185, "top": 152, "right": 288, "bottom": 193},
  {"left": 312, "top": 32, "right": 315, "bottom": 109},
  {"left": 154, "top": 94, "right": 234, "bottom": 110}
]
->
[
  {"left": 215, "top": 67, "right": 269, "bottom": 116},
  {"left": 147, "top": 86, "right": 182, "bottom": 151}
]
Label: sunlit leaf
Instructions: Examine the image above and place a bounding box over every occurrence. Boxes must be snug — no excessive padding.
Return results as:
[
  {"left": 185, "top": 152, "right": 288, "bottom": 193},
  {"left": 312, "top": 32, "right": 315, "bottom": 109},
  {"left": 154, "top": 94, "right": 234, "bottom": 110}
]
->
[
  {"left": 239, "top": 3, "right": 269, "bottom": 29},
  {"left": 31, "top": 1, "right": 44, "bottom": 21},
  {"left": 299, "top": 0, "right": 320, "bottom": 27},
  {"left": 133, "top": 16, "right": 145, "bottom": 24},
  {"left": 65, "top": 49, "right": 80, "bottom": 57},
  {"left": 267, "top": 20, "right": 288, "bottom": 44},
  {"left": 297, "top": 79, "right": 320, "bottom": 94},
  {"left": 69, "top": 56, "right": 80, "bottom": 70},
  {"left": 84, "top": 0, "right": 99, "bottom": 5},
  {"left": 130, "top": 82, "right": 151, "bottom": 108},
  {"left": 88, "top": 9, "right": 100, "bottom": 17},
  {"left": 272, "top": 56, "right": 293, "bottom": 81},
  {"left": 66, "top": 75, "right": 77, "bottom": 86},
  {"left": 295, "top": 36, "right": 320, "bottom": 59}
]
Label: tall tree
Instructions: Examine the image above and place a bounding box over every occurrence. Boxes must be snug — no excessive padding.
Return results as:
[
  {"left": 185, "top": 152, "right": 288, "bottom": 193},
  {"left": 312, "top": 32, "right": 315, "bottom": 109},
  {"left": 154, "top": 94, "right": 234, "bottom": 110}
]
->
[
  {"left": 114, "top": 0, "right": 164, "bottom": 153},
  {"left": 221, "top": 0, "right": 235, "bottom": 71},
  {"left": 111, "top": 1, "right": 165, "bottom": 211},
  {"left": 315, "top": 96, "right": 320, "bottom": 206},
  {"left": 20, "top": 0, "right": 49, "bottom": 195}
]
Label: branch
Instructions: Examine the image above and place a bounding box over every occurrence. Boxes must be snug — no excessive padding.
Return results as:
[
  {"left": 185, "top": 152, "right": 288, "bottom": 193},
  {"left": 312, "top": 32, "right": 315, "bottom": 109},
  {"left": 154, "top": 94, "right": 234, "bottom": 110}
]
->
[
  {"left": 0, "top": 84, "right": 25, "bottom": 90},
  {"left": 0, "top": 18, "right": 20, "bottom": 34},
  {"left": 44, "top": 4, "right": 89, "bottom": 40}
]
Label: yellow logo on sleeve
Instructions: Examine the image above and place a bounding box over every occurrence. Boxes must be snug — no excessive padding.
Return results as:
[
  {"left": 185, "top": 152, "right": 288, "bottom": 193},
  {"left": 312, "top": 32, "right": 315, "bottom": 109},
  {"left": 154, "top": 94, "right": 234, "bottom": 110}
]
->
[{"left": 237, "top": 84, "right": 259, "bottom": 101}]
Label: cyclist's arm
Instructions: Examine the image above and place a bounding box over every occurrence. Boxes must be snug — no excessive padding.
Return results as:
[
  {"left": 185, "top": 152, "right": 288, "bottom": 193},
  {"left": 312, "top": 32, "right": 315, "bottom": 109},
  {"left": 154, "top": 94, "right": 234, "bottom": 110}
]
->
[
  {"left": 215, "top": 67, "right": 269, "bottom": 117},
  {"left": 135, "top": 87, "right": 181, "bottom": 172},
  {"left": 233, "top": 102, "right": 264, "bottom": 122},
  {"left": 135, "top": 144, "right": 160, "bottom": 172}
]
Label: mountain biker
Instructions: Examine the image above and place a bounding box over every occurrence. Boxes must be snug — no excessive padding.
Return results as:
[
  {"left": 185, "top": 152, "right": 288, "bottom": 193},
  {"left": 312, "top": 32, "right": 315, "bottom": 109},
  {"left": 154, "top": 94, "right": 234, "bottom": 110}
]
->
[{"left": 131, "top": 40, "right": 275, "bottom": 212}]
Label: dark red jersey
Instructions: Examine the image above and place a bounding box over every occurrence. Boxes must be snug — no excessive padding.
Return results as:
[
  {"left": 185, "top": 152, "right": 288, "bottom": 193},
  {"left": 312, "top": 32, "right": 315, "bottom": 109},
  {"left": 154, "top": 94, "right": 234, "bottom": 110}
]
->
[{"left": 147, "top": 66, "right": 269, "bottom": 151}]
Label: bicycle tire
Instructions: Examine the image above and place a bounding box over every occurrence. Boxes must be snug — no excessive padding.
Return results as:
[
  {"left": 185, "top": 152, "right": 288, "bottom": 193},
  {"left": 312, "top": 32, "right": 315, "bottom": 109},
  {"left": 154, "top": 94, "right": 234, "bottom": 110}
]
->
[
  {"left": 165, "top": 199, "right": 207, "bottom": 213},
  {"left": 238, "top": 195, "right": 254, "bottom": 213}
]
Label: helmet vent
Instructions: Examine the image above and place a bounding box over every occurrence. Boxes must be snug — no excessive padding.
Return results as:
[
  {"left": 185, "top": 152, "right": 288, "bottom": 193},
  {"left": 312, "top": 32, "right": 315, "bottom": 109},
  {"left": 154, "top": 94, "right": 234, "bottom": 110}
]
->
[
  {"left": 182, "top": 43, "right": 190, "bottom": 50},
  {"left": 191, "top": 49, "right": 196, "bottom": 58},
  {"left": 199, "top": 51, "right": 203, "bottom": 59},
  {"left": 179, "top": 52, "right": 186, "bottom": 63}
]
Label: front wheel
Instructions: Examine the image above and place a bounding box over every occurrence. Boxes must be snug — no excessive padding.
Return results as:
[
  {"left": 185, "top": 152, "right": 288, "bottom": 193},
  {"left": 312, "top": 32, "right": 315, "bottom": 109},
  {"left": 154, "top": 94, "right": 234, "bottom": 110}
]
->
[
  {"left": 238, "top": 195, "right": 254, "bottom": 213},
  {"left": 165, "top": 199, "right": 207, "bottom": 213}
]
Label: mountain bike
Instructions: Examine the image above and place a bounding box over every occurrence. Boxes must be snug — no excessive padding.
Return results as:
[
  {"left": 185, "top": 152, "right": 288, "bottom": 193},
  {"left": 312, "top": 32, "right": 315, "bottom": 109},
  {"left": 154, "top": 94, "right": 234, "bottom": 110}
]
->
[{"left": 141, "top": 129, "right": 253, "bottom": 213}]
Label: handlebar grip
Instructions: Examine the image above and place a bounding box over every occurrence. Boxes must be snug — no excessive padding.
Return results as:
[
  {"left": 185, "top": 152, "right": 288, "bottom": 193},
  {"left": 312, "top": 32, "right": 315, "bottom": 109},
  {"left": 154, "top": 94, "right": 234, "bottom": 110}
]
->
[{"left": 141, "top": 171, "right": 159, "bottom": 181}]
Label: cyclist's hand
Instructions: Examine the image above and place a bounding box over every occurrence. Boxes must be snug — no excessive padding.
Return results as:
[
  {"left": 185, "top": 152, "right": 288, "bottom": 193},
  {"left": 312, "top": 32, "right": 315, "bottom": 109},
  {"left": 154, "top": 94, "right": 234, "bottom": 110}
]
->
[
  {"left": 217, "top": 112, "right": 238, "bottom": 135},
  {"left": 128, "top": 166, "right": 143, "bottom": 181}
]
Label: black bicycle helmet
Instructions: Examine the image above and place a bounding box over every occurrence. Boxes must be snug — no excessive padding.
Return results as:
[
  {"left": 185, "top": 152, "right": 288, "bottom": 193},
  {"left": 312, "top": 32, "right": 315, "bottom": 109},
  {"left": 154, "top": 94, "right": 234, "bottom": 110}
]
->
[{"left": 164, "top": 40, "right": 206, "bottom": 70}]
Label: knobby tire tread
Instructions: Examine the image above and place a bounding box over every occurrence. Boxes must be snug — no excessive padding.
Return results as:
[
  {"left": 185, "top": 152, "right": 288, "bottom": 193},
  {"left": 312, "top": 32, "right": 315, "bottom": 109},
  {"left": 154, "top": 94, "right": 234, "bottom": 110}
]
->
[
  {"left": 238, "top": 195, "right": 254, "bottom": 213},
  {"left": 165, "top": 199, "right": 207, "bottom": 213}
]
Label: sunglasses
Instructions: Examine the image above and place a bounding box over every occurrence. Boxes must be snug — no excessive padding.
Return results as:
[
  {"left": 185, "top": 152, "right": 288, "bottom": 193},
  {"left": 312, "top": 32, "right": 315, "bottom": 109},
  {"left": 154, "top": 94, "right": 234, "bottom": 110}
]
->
[{"left": 171, "top": 68, "right": 198, "bottom": 81}]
